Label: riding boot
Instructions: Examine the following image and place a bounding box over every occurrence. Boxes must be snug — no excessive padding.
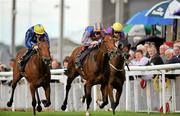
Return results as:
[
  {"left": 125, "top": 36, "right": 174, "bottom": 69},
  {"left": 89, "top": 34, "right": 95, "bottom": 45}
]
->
[
  {"left": 75, "top": 48, "right": 92, "bottom": 69},
  {"left": 75, "top": 51, "right": 83, "bottom": 69},
  {"left": 18, "top": 49, "right": 36, "bottom": 72}
]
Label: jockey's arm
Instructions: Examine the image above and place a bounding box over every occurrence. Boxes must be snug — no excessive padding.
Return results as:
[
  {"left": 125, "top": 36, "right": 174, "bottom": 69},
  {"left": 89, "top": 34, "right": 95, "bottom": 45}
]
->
[{"left": 25, "top": 31, "right": 34, "bottom": 49}]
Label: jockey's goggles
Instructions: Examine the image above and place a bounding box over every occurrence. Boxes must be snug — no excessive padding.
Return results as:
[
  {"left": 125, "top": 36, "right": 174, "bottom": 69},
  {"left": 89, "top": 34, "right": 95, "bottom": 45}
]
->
[
  {"left": 95, "top": 32, "right": 101, "bottom": 35},
  {"left": 35, "top": 34, "right": 42, "bottom": 37},
  {"left": 114, "top": 31, "right": 120, "bottom": 34}
]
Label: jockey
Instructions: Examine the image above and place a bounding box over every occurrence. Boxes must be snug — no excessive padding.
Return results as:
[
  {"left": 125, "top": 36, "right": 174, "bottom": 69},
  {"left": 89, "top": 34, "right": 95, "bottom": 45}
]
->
[
  {"left": 18, "top": 24, "right": 49, "bottom": 73},
  {"left": 106, "top": 22, "right": 125, "bottom": 41},
  {"left": 106, "top": 22, "right": 130, "bottom": 50},
  {"left": 75, "top": 23, "right": 105, "bottom": 68}
]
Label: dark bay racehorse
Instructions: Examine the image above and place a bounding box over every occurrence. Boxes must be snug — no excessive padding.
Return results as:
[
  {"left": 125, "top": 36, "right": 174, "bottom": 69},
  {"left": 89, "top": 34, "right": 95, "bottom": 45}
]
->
[
  {"left": 61, "top": 35, "right": 117, "bottom": 115},
  {"left": 7, "top": 38, "right": 51, "bottom": 115},
  {"left": 107, "top": 43, "right": 126, "bottom": 114}
]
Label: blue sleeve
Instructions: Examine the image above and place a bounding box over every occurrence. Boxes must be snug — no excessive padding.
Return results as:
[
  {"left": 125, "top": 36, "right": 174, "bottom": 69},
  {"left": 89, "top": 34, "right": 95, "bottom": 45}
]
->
[
  {"left": 25, "top": 27, "right": 34, "bottom": 49},
  {"left": 81, "top": 26, "right": 93, "bottom": 45},
  {"left": 81, "top": 31, "right": 90, "bottom": 45}
]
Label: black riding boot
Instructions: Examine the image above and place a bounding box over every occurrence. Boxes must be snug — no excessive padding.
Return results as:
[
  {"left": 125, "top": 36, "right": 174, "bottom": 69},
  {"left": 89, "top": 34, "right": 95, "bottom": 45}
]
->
[
  {"left": 75, "top": 51, "right": 83, "bottom": 69},
  {"left": 18, "top": 49, "right": 36, "bottom": 72},
  {"left": 75, "top": 48, "right": 92, "bottom": 68}
]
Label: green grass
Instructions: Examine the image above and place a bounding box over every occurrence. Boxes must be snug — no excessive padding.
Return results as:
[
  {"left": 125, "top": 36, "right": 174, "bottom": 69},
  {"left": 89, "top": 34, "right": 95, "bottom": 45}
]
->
[{"left": 0, "top": 111, "right": 180, "bottom": 116}]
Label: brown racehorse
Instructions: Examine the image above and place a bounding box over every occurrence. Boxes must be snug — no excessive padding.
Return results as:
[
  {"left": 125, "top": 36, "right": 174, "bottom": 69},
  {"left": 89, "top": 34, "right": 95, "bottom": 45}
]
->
[
  {"left": 107, "top": 43, "right": 126, "bottom": 114},
  {"left": 7, "top": 37, "right": 51, "bottom": 115},
  {"left": 61, "top": 35, "right": 117, "bottom": 115}
]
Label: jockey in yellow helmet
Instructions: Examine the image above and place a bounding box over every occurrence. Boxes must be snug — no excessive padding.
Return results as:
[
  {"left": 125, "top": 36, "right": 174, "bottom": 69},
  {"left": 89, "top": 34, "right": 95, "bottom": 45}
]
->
[{"left": 18, "top": 24, "right": 50, "bottom": 73}]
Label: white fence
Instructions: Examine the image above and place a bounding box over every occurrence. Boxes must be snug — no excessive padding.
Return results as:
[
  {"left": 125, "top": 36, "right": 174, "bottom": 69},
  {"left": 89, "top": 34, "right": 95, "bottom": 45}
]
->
[
  {"left": 0, "top": 63, "right": 180, "bottom": 113},
  {"left": 125, "top": 63, "right": 180, "bottom": 113}
]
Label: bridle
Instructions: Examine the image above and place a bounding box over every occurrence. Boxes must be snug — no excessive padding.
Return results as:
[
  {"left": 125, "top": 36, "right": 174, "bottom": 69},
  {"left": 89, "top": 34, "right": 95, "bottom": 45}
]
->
[{"left": 37, "top": 42, "right": 51, "bottom": 66}]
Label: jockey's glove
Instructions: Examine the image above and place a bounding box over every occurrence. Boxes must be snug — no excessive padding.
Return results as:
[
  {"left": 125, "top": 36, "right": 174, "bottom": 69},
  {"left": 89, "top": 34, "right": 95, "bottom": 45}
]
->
[{"left": 33, "top": 45, "right": 39, "bottom": 51}]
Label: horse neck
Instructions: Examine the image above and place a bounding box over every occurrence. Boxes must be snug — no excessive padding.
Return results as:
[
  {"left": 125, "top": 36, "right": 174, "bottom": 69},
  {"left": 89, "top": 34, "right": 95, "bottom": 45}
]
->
[
  {"left": 33, "top": 53, "right": 47, "bottom": 70},
  {"left": 111, "top": 52, "right": 124, "bottom": 69},
  {"left": 95, "top": 46, "right": 108, "bottom": 69}
]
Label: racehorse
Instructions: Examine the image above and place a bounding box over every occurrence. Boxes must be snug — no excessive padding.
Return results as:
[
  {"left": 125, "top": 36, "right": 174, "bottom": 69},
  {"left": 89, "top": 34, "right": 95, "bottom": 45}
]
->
[
  {"left": 61, "top": 35, "right": 117, "bottom": 115},
  {"left": 107, "top": 43, "right": 126, "bottom": 114},
  {"left": 7, "top": 37, "right": 51, "bottom": 115}
]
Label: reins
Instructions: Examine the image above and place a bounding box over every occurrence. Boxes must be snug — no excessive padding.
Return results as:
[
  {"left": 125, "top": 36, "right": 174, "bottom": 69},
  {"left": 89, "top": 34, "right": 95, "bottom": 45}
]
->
[{"left": 109, "top": 61, "right": 124, "bottom": 72}]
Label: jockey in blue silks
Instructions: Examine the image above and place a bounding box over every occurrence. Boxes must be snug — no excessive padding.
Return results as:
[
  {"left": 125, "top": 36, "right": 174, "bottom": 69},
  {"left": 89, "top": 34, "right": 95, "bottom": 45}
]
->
[
  {"left": 75, "top": 23, "right": 105, "bottom": 68},
  {"left": 18, "top": 24, "right": 50, "bottom": 73}
]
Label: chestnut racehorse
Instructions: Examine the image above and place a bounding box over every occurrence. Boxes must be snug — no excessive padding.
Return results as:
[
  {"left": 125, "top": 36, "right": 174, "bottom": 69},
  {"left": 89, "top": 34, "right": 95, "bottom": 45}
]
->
[
  {"left": 7, "top": 38, "right": 51, "bottom": 115},
  {"left": 61, "top": 35, "right": 117, "bottom": 115}
]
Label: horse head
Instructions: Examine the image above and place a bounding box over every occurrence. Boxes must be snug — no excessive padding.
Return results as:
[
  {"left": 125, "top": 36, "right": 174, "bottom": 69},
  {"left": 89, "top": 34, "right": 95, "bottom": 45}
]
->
[
  {"left": 37, "top": 37, "right": 51, "bottom": 66},
  {"left": 100, "top": 35, "right": 117, "bottom": 58}
]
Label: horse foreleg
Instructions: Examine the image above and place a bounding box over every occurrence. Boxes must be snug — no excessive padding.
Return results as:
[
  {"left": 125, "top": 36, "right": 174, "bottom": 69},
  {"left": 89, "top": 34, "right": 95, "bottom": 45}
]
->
[
  {"left": 36, "top": 89, "right": 42, "bottom": 112},
  {"left": 30, "top": 84, "right": 36, "bottom": 115},
  {"left": 85, "top": 83, "right": 92, "bottom": 116},
  {"left": 61, "top": 77, "right": 75, "bottom": 111},
  {"left": 108, "top": 83, "right": 116, "bottom": 115},
  {"left": 42, "top": 84, "right": 51, "bottom": 107},
  {"left": 115, "top": 87, "right": 122, "bottom": 109},
  {"left": 99, "top": 84, "right": 108, "bottom": 109},
  {"left": 80, "top": 84, "right": 86, "bottom": 103},
  {"left": 7, "top": 75, "right": 22, "bottom": 107}
]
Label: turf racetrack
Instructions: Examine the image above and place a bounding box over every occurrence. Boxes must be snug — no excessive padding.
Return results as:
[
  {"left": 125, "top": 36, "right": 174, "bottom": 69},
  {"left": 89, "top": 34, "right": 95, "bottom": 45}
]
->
[{"left": 0, "top": 111, "right": 180, "bottom": 116}]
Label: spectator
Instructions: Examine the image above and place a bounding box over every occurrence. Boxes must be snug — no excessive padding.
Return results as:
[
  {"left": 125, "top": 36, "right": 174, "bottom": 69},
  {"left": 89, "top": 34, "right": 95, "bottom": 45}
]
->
[
  {"left": 63, "top": 56, "right": 70, "bottom": 68},
  {"left": 173, "top": 45, "right": 180, "bottom": 58},
  {"left": 164, "top": 41, "right": 174, "bottom": 48},
  {"left": 130, "top": 49, "right": 149, "bottom": 66},
  {"left": 165, "top": 48, "right": 180, "bottom": 64},
  {"left": 143, "top": 41, "right": 153, "bottom": 57},
  {"left": 165, "top": 48, "right": 180, "bottom": 79},
  {"left": 0, "top": 62, "right": 9, "bottom": 85},
  {"left": 0, "top": 63, "right": 8, "bottom": 72},
  {"left": 159, "top": 44, "right": 169, "bottom": 63},
  {"left": 173, "top": 40, "right": 180, "bottom": 48},
  {"left": 51, "top": 59, "right": 61, "bottom": 69},
  {"left": 147, "top": 44, "right": 164, "bottom": 65},
  {"left": 129, "top": 49, "right": 151, "bottom": 86}
]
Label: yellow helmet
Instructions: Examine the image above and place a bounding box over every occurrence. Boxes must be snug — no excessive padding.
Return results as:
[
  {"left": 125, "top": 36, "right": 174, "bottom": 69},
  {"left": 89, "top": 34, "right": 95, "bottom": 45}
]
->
[
  {"left": 34, "top": 24, "right": 45, "bottom": 35},
  {"left": 112, "top": 22, "right": 123, "bottom": 32}
]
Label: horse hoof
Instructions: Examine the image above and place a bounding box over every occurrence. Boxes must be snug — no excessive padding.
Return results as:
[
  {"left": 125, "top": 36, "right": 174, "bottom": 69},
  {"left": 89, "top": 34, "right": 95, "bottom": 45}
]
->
[
  {"left": 113, "top": 110, "right": 115, "bottom": 115},
  {"left": 61, "top": 105, "right": 66, "bottom": 111},
  {"left": 37, "top": 105, "right": 42, "bottom": 112},
  {"left": 108, "top": 108, "right": 113, "bottom": 111},
  {"left": 99, "top": 105, "right": 104, "bottom": 109},
  {"left": 85, "top": 111, "right": 90, "bottom": 116},
  {"left": 7, "top": 101, "right": 12, "bottom": 107},
  {"left": 41, "top": 100, "right": 51, "bottom": 107},
  {"left": 44, "top": 102, "right": 51, "bottom": 107}
]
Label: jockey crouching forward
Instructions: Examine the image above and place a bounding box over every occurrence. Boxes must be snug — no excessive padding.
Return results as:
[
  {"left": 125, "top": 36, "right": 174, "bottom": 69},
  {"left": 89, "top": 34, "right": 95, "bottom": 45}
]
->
[
  {"left": 75, "top": 23, "right": 105, "bottom": 69},
  {"left": 106, "top": 22, "right": 131, "bottom": 52},
  {"left": 18, "top": 24, "right": 50, "bottom": 73}
]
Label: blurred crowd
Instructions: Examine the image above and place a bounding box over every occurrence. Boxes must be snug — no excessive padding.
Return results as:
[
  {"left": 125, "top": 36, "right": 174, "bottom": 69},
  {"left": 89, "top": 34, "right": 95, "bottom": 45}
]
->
[
  {"left": 128, "top": 39, "right": 180, "bottom": 81},
  {"left": 128, "top": 39, "right": 180, "bottom": 66}
]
